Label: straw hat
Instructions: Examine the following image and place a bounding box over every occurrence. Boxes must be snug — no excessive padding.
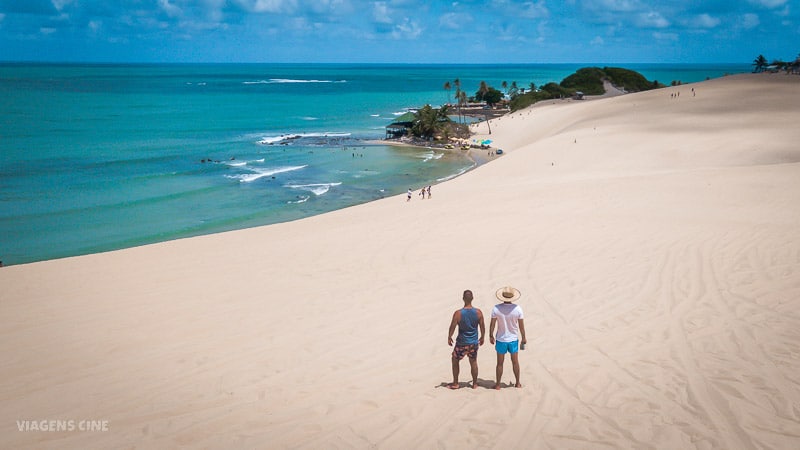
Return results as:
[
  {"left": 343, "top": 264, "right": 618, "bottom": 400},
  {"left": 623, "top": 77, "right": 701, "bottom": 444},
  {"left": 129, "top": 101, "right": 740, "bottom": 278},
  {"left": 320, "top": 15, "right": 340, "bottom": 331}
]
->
[{"left": 496, "top": 286, "right": 521, "bottom": 302}]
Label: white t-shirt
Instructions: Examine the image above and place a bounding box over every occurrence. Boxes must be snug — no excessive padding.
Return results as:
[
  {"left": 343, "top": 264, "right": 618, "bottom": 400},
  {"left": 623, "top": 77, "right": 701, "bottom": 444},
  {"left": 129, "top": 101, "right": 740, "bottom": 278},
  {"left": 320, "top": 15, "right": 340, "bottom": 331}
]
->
[{"left": 491, "top": 303, "right": 524, "bottom": 343}]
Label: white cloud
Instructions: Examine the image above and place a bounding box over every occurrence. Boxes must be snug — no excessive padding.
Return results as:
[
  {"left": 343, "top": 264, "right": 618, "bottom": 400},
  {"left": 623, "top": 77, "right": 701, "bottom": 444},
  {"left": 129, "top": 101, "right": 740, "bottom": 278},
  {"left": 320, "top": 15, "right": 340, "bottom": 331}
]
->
[
  {"left": 289, "top": 17, "right": 311, "bottom": 31},
  {"left": 748, "top": 0, "right": 787, "bottom": 8},
  {"left": 636, "top": 11, "right": 669, "bottom": 28},
  {"left": 742, "top": 13, "right": 760, "bottom": 29},
  {"left": 51, "top": 0, "right": 74, "bottom": 11},
  {"left": 306, "top": 0, "right": 349, "bottom": 15},
  {"left": 40, "top": 27, "right": 57, "bottom": 35},
  {"left": 494, "top": 22, "right": 520, "bottom": 42},
  {"left": 199, "top": 0, "right": 226, "bottom": 23},
  {"left": 591, "top": 35, "right": 604, "bottom": 45},
  {"left": 159, "top": 0, "right": 182, "bottom": 18},
  {"left": 653, "top": 31, "right": 678, "bottom": 41},
  {"left": 235, "top": 0, "right": 297, "bottom": 13},
  {"left": 690, "top": 13, "right": 720, "bottom": 29},
  {"left": 439, "top": 12, "right": 473, "bottom": 30},
  {"left": 373, "top": 2, "right": 393, "bottom": 24},
  {"left": 391, "top": 18, "right": 422, "bottom": 39},
  {"left": 596, "top": 0, "right": 640, "bottom": 12},
  {"left": 521, "top": 1, "right": 549, "bottom": 19}
]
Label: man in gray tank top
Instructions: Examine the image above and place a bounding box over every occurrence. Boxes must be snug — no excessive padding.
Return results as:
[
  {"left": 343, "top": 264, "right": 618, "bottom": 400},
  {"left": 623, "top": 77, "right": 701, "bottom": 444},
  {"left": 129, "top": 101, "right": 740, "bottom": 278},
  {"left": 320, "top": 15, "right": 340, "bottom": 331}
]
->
[{"left": 447, "top": 290, "right": 486, "bottom": 389}]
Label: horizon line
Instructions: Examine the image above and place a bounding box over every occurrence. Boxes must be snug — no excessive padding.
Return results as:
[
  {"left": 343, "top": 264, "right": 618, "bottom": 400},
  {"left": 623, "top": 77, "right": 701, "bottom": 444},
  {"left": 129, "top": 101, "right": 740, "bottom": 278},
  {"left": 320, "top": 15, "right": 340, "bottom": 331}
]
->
[{"left": 0, "top": 60, "right": 750, "bottom": 66}]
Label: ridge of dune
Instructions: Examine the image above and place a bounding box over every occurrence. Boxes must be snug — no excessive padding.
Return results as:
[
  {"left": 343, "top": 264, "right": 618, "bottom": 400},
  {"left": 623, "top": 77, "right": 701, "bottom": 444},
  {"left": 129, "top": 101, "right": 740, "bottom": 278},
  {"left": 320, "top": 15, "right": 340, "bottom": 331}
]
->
[{"left": 1, "top": 73, "right": 799, "bottom": 449}]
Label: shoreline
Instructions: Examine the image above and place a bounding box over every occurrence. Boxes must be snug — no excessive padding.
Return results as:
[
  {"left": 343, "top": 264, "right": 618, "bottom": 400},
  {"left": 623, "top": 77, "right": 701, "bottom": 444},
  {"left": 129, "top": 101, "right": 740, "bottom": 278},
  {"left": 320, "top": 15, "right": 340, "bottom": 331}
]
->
[
  {"left": 368, "top": 138, "right": 498, "bottom": 171},
  {"left": 2, "top": 73, "right": 799, "bottom": 448}
]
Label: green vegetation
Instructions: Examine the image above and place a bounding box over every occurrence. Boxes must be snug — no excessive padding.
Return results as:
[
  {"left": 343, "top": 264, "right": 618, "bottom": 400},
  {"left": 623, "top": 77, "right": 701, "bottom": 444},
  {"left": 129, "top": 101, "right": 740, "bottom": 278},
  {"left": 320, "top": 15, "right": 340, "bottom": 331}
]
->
[
  {"left": 602, "top": 67, "right": 660, "bottom": 92},
  {"left": 753, "top": 54, "right": 769, "bottom": 72},
  {"left": 509, "top": 66, "right": 661, "bottom": 112},
  {"left": 410, "top": 104, "right": 468, "bottom": 141},
  {"left": 475, "top": 86, "right": 503, "bottom": 106},
  {"left": 560, "top": 67, "right": 659, "bottom": 95},
  {"left": 560, "top": 67, "right": 606, "bottom": 95},
  {"left": 752, "top": 53, "right": 800, "bottom": 73}
]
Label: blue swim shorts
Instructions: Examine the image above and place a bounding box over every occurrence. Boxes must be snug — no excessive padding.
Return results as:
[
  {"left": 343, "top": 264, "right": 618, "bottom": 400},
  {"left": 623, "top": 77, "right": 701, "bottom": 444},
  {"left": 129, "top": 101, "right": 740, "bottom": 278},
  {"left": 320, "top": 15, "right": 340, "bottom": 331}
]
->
[{"left": 495, "top": 340, "right": 519, "bottom": 354}]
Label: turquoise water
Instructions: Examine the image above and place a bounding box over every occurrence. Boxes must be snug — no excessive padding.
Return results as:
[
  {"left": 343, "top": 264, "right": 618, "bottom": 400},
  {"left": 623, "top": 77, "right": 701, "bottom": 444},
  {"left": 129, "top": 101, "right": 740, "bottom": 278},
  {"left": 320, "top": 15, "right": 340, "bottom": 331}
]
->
[{"left": 0, "top": 63, "right": 748, "bottom": 265}]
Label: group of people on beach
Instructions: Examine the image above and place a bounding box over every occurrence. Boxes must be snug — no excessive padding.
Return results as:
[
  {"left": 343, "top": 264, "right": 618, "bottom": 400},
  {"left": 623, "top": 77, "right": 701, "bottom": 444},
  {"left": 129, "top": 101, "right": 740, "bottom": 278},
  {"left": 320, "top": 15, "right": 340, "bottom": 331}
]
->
[
  {"left": 407, "top": 185, "right": 432, "bottom": 201},
  {"left": 670, "top": 88, "right": 696, "bottom": 99},
  {"left": 447, "top": 287, "right": 526, "bottom": 390}
]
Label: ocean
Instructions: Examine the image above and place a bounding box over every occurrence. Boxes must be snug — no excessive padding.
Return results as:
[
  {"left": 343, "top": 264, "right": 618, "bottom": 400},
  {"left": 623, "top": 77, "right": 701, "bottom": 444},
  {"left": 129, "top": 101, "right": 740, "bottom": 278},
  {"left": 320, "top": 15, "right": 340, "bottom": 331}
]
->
[{"left": 0, "top": 63, "right": 748, "bottom": 265}]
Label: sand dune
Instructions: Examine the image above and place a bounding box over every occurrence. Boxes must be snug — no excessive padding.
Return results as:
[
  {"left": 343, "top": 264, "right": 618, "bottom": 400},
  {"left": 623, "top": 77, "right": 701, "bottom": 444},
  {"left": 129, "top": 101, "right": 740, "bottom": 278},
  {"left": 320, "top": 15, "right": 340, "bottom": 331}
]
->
[{"left": 2, "top": 73, "right": 799, "bottom": 449}]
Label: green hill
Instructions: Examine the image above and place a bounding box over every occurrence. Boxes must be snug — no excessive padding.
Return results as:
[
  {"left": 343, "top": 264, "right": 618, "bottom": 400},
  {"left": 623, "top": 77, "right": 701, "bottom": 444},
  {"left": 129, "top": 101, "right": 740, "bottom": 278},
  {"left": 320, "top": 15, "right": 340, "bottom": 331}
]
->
[
  {"left": 560, "top": 67, "right": 607, "bottom": 95},
  {"left": 602, "top": 67, "right": 661, "bottom": 92},
  {"left": 509, "top": 66, "right": 662, "bottom": 111}
]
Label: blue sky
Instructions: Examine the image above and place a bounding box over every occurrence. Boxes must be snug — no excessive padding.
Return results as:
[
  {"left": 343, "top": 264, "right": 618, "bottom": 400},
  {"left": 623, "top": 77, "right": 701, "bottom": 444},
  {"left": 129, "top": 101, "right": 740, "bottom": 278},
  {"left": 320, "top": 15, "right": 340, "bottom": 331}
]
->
[{"left": 0, "top": 0, "right": 797, "bottom": 63}]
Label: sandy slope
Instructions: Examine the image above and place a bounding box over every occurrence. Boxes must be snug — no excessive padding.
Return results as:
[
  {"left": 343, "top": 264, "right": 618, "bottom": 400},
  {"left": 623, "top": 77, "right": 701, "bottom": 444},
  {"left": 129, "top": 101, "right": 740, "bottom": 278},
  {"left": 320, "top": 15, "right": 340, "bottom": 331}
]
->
[{"left": 2, "top": 73, "right": 799, "bottom": 449}]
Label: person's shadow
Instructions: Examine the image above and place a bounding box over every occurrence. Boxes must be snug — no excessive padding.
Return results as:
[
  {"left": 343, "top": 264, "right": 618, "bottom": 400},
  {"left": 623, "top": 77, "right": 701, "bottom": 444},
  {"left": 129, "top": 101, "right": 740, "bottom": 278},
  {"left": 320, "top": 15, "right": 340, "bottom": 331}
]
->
[{"left": 436, "top": 378, "right": 496, "bottom": 390}]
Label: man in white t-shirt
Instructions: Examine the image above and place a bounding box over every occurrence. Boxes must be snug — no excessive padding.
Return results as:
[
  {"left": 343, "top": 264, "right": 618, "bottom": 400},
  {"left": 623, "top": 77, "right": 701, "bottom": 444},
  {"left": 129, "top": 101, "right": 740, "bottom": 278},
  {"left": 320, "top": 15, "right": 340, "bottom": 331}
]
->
[{"left": 489, "top": 286, "right": 526, "bottom": 389}]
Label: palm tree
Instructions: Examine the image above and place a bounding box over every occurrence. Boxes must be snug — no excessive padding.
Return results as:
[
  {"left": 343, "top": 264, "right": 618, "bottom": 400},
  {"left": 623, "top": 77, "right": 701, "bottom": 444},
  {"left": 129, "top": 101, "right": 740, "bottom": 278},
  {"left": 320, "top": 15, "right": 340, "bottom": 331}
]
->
[
  {"left": 443, "top": 81, "right": 452, "bottom": 106},
  {"left": 453, "top": 78, "right": 462, "bottom": 123},
  {"left": 753, "top": 54, "right": 768, "bottom": 73},
  {"left": 478, "top": 81, "right": 491, "bottom": 135},
  {"left": 478, "top": 81, "right": 488, "bottom": 98},
  {"left": 412, "top": 104, "right": 452, "bottom": 140},
  {"left": 458, "top": 91, "right": 467, "bottom": 125}
]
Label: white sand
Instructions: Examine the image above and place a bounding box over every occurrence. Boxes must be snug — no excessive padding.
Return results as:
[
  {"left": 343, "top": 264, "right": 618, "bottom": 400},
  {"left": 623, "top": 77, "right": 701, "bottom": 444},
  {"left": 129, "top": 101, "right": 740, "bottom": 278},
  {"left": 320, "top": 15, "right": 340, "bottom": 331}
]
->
[{"left": 2, "top": 73, "right": 799, "bottom": 449}]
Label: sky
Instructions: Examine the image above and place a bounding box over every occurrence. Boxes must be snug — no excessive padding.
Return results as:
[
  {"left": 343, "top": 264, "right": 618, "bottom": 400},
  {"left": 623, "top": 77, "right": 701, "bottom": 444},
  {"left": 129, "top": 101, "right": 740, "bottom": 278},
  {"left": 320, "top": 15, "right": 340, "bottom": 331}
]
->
[{"left": 0, "top": 0, "right": 797, "bottom": 64}]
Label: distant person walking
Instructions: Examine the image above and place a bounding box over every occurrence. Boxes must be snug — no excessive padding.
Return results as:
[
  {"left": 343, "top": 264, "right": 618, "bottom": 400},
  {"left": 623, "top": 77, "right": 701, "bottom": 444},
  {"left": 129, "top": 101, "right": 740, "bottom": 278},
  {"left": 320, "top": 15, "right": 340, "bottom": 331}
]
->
[
  {"left": 427, "top": 185, "right": 432, "bottom": 198},
  {"left": 447, "top": 290, "right": 485, "bottom": 389},
  {"left": 407, "top": 188, "right": 412, "bottom": 202},
  {"left": 490, "top": 286, "right": 526, "bottom": 389}
]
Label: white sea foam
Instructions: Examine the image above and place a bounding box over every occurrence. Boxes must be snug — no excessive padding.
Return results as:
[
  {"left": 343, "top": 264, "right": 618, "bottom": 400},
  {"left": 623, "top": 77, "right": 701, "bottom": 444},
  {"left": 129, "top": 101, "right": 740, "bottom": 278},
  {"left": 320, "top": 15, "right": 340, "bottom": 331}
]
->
[
  {"left": 307, "top": 132, "right": 351, "bottom": 138},
  {"left": 370, "top": 114, "right": 380, "bottom": 117},
  {"left": 287, "top": 195, "right": 310, "bottom": 204},
  {"left": 392, "top": 108, "right": 417, "bottom": 116},
  {"left": 436, "top": 164, "right": 475, "bottom": 182},
  {"left": 258, "top": 134, "right": 301, "bottom": 145},
  {"left": 227, "top": 165, "right": 308, "bottom": 183},
  {"left": 257, "top": 132, "right": 351, "bottom": 145},
  {"left": 243, "top": 79, "right": 346, "bottom": 85},
  {"left": 285, "top": 182, "right": 342, "bottom": 196},
  {"left": 417, "top": 151, "right": 444, "bottom": 162},
  {"left": 225, "top": 158, "right": 265, "bottom": 167}
]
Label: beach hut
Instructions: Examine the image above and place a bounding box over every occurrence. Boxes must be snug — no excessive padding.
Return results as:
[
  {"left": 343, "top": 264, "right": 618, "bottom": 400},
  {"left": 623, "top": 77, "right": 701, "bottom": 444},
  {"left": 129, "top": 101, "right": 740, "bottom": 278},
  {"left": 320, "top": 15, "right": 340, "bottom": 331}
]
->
[{"left": 385, "top": 112, "right": 416, "bottom": 139}]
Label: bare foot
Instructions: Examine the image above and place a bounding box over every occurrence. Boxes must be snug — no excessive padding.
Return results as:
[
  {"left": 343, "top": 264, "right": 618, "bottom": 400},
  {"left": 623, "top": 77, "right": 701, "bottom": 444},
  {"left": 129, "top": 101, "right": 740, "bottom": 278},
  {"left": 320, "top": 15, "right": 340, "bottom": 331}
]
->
[
  {"left": 471, "top": 382, "right": 478, "bottom": 389},
  {"left": 448, "top": 383, "right": 460, "bottom": 390},
  {"left": 515, "top": 383, "right": 523, "bottom": 388},
  {"left": 494, "top": 383, "right": 501, "bottom": 390}
]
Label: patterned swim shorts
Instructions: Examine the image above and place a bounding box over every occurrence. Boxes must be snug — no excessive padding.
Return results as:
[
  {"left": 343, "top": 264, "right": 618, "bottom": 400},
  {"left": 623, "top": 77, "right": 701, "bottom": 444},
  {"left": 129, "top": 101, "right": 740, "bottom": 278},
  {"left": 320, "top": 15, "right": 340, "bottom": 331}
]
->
[{"left": 452, "top": 343, "right": 479, "bottom": 361}]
